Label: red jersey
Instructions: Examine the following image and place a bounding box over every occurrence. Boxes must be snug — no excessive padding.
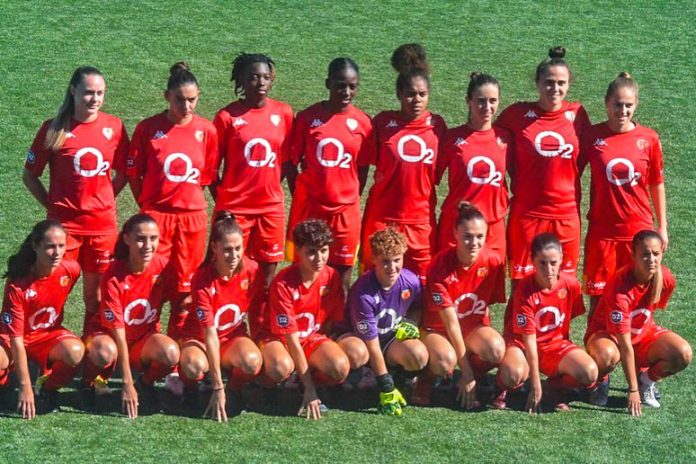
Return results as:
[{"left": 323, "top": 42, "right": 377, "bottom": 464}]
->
[
  {"left": 495, "top": 101, "right": 590, "bottom": 219},
  {"left": 183, "top": 257, "right": 265, "bottom": 341},
  {"left": 100, "top": 255, "right": 171, "bottom": 344},
  {"left": 212, "top": 99, "right": 293, "bottom": 214},
  {"left": 423, "top": 247, "right": 506, "bottom": 330},
  {"left": 589, "top": 265, "right": 675, "bottom": 344},
  {"left": 364, "top": 111, "right": 447, "bottom": 224},
  {"left": 506, "top": 273, "right": 585, "bottom": 346},
  {"left": 436, "top": 125, "right": 511, "bottom": 223},
  {"left": 25, "top": 113, "right": 129, "bottom": 234},
  {"left": 268, "top": 264, "right": 344, "bottom": 342},
  {"left": 290, "top": 103, "right": 374, "bottom": 211},
  {"left": 580, "top": 123, "right": 664, "bottom": 240},
  {"left": 127, "top": 112, "right": 218, "bottom": 212},
  {"left": 1, "top": 260, "right": 80, "bottom": 340}
]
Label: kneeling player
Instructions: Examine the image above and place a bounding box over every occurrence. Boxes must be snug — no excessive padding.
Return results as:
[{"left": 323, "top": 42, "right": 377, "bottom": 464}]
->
[
  {"left": 499, "top": 233, "right": 597, "bottom": 412},
  {"left": 265, "top": 220, "right": 349, "bottom": 419},
  {"left": 178, "top": 212, "right": 265, "bottom": 421},
  {"left": 584, "top": 230, "right": 691, "bottom": 415},
  {"left": 0, "top": 220, "right": 85, "bottom": 419},
  {"left": 341, "top": 228, "right": 427, "bottom": 415}
]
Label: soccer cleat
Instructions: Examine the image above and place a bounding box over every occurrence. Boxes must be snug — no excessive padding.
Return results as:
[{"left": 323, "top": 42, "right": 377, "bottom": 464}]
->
[
  {"left": 136, "top": 375, "right": 160, "bottom": 411},
  {"left": 589, "top": 377, "right": 610, "bottom": 407},
  {"left": 410, "top": 376, "right": 433, "bottom": 406},
  {"left": 80, "top": 386, "right": 97, "bottom": 411},
  {"left": 36, "top": 386, "right": 59, "bottom": 414},
  {"left": 226, "top": 387, "right": 247, "bottom": 417},
  {"left": 164, "top": 372, "right": 185, "bottom": 397},
  {"left": 33, "top": 373, "right": 50, "bottom": 396},
  {"left": 94, "top": 375, "right": 113, "bottom": 396},
  {"left": 490, "top": 389, "right": 507, "bottom": 410},
  {"left": 395, "top": 320, "right": 420, "bottom": 341},
  {"left": 639, "top": 373, "right": 660, "bottom": 408},
  {"left": 379, "top": 388, "right": 407, "bottom": 416}
]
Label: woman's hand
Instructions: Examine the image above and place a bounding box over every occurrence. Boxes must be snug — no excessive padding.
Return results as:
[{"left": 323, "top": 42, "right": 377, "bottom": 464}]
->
[
  {"left": 17, "top": 385, "right": 35, "bottom": 420},
  {"left": 456, "top": 374, "right": 478, "bottom": 410},
  {"left": 627, "top": 390, "right": 642, "bottom": 417},
  {"left": 204, "top": 389, "right": 228, "bottom": 422},
  {"left": 122, "top": 382, "right": 139, "bottom": 419},
  {"left": 525, "top": 382, "right": 543, "bottom": 414},
  {"left": 299, "top": 387, "right": 322, "bottom": 420}
]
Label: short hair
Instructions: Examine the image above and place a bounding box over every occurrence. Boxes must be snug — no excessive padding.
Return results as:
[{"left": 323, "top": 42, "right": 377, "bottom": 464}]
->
[
  {"left": 230, "top": 53, "right": 276, "bottom": 96},
  {"left": 370, "top": 227, "right": 407, "bottom": 258},
  {"left": 293, "top": 219, "right": 333, "bottom": 249}
]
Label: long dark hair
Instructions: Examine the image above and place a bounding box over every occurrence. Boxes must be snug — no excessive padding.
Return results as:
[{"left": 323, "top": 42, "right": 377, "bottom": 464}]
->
[
  {"left": 4, "top": 220, "right": 65, "bottom": 280},
  {"left": 632, "top": 229, "right": 664, "bottom": 305},
  {"left": 204, "top": 210, "right": 244, "bottom": 266},
  {"left": 114, "top": 214, "right": 158, "bottom": 261}
]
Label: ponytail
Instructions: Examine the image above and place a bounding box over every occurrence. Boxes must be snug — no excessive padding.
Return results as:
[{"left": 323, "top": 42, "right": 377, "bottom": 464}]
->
[
  {"left": 632, "top": 230, "right": 664, "bottom": 305},
  {"left": 605, "top": 71, "right": 639, "bottom": 102}
]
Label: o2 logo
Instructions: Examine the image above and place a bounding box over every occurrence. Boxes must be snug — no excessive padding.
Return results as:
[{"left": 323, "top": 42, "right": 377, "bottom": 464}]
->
[
  {"left": 124, "top": 299, "right": 158, "bottom": 326},
  {"left": 375, "top": 308, "right": 402, "bottom": 334},
  {"left": 316, "top": 138, "right": 352, "bottom": 168},
  {"left": 534, "top": 131, "right": 573, "bottom": 159},
  {"left": 629, "top": 308, "right": 651, "bottom": 335},
  {"left": 296, "top": 312, "right": 320, "bottom": 339},
  {"left": 74, "top": 147, "right": 110, "bottom": 177},
  {"left": 397, "top": 135, "right": 434, "bottom": 164},
  {"left": 605, "top": 158, "right": 641, "bottom": 187},
  {"left": 214, "top": 304, "right": 243, "bottom": 331},
  {"left": 244, "top": 138, "right": 276, "bottom": 168},
  {"left": 535, "top": 306, "right": 565, "bottom": 333},
  {"left": 467, "top": 156, "right": 502, "bottom": 187},
  {"left": 163, "top": 153, "right": 200, "bottom": 183},
  {"left": 28, "top": 306, "right": 58, "bottom": 330},
  {"left": 453, "top": 293, "right": 487, "bottom": 319}
]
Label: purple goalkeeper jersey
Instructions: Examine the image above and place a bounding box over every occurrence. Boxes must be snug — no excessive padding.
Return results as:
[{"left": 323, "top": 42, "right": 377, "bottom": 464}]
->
[{"left": 347, "top": 268, "right": 422, "bottom": 344}]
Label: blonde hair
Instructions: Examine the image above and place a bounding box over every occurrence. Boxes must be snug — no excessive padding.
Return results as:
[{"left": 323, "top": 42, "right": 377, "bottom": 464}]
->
[{"left": 370, "top": 227, "right": 408, "bottom": 258}]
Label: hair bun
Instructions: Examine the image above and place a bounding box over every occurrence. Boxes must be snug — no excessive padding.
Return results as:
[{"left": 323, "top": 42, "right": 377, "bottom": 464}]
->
[
  {"left": 457, "top": 200, "right": 477, "bottom": 213},
  {"left": 469, "top": 71, "right": 482, "bottom": 80},
  {"left": 391, "top": 43, "right": 430, "bottom": 75},
  {"left": 213, "top": 210, "right": 236, "bottom": 224},
  {"left": 170, "top": 61, "right": 191, "bottom": 75},
  {"left": 617, "top": 71, "right": 632, "bottom": 79},
  {"left": 548, "top": 46, "right": 566, "bottom": 59}
]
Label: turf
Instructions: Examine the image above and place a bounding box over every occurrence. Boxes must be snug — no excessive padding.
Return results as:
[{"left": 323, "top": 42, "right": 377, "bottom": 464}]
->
[{"left": 1, "top": 0, "right": 695, "bottom": 462}]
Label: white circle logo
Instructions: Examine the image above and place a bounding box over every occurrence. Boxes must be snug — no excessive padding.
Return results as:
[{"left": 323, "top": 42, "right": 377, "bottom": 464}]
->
[
  {"left": 244, "top": 138, "right": 277, "bottom": 168},
  {"left": 124, "top": 299, "right": 158, "bottom": 326},
  {"left": 74, "top": 147, "right": 110, "bottom": 177},
  {"left": 397, "top": 135, "right": 434, "bottom": 164},
  {"left": 629, "top": 308, "right": 651, "bottom": 335},
  {"left": 28, "top": 306, "right": 58, "bottom": 330},
  {"left": 296, "top": 312, "right": 318, "bottom": 339},
  {"left": 375, "top": 308, "right": 402, "bottom": 334},
  {"left": 534, "top": 131, "right": 573, "bottom": 159},
  {"left": 316, "top": 138, "right": 352, "bottom": 168},
  {"left": 535, "top": 306, "right": 565, "bottom": 333},
  {"left": 466, "top": 156, "right": 502, "bottom": 187},
  {"left": 605, "top": 158, "right": 641, "bottom": 187},
  {"left": 453, "top": 293, "right": 487, "bottom": 319},
  {"left": 214, "top": 304, "right": 243, "bottom": 332},
  {"left": 163, "top": 153, "right": 200, "bottom": 183}
]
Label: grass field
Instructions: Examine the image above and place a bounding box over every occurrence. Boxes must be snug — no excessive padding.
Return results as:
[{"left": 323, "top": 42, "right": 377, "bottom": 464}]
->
[{"left": 1, "top": 1, "right": 695, "bottom": 462}]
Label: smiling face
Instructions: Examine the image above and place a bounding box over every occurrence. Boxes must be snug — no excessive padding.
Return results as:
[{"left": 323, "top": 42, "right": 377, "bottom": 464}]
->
[
  {"left": 536, "top": 65, "right": 569, "bottom": 112},
  {"left": 326, "top": 67, "right": 359, "bottom": 112},
  {"left": 212, "top": 231, "right": 244, "bottom": 277},
  {"left": 467, "top": 83, "right": 499, "bottom": 130},
  {"left": 373, "top": 253, "right": 404, "bottom": 289},
  {"left": 165, "top": 83, "right": 199, "bottom": 124},
  {"left": 398, "top": 75, "right": 429, "bottom": 120},
  {"left": 124, "top": 221, "right": 159, "bottom": 270},
  {"left": 606, "top": 86, "right": 638, "bottom": 133},
  {"left": 532, "top": 246, "right": 563, "bottom": 289},
  {"left": 71, "top": 73, "right": 105, "bottom": 123},
  {"left": 632, "top": 237, "right": 663, "bottom": 283},
  {"left": 454, "top": 217, "right": 488, "bottom": 266},
  {"left": 33, "top": 227, "right": 67, "bottom": 276}
]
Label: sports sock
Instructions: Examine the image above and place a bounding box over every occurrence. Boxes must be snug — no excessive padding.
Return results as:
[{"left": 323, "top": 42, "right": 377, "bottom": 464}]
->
[
  {"left": 142, "top": 361, "right": 176, "bottom": 386},
  {"left": 45, "top": 360, "right": 80, "bottom": 391}
]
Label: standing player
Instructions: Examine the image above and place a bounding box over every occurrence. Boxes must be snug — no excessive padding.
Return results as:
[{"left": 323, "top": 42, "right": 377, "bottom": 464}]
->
[
  {"left": 22, "top": 66, "right": 129, "bottom": 338},
  {"left": 436, "top": 72, "right": 510, "bottom": 257},
  {"left": 580, "top": 72, "right": 667, "bottom": 313},
  {"left": 0, "top": 221, "right": 85, "bottom": 419},
  {"left": 499, "top": 233, "right": 597, "bottom": 412},
  {"left": 127, "top": 62, "right": 218, "bottom": 344},
  {"left": 361, "top": 43, "right": 447, "bottom": 282},
  {"left": 99, "top": 214, "right": 180, "bottom": 419},
  {"left": 286, "top": 57, "right": 374, "bottom": 294},
  {"left": 418, "top": 202, "right": 506, "bottom": 408},
  {"left": 496, "top": 47, "right": 591, "bottom": 284},
  {"left": 212, "top": 53, "right": 294, "bottom": 288},
  {"left": 342, "top": 228, "right": 427, "bottom": 415},
  {"left": 584, "top": 230, "right": 691, "bottom": 415},
  {"left": 266, "top": 220, "right": 349, "bottom": 419},
  {"left": 178, "top": 211, "right": 265, "bottom": 421}
]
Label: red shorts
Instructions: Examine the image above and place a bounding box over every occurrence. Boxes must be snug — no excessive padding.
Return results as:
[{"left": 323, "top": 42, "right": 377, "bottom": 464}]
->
[
  {"left": 360, "top": 219, "right": 433, "bottom": 280},
  {"left": 128, "top": 331, "right": 158, "bottom": 373},
  {"left": 421, "top": 314, "right": 490, "bottom": 341},
  {"left": 286, "top": 200, "right": 361, "bottom": 267},
  {"left": 65, "top": 232, "right": 117, "bottom": 274},
  {"left": 582, "top": 230, "right": 633, "bottom": 296},
  {"left": 146, "top": 209, "right": 208, "bottom": 292},
  {"left": 507, "top": 211, "right": 580, "bottom": 280},
  {"left": 437, "top": 213, "right": 506, "bottom": 259},
  {"left": 257, "top": 331, "right": 331, "bottom": 361},
  {"left": 504, "top": 336, "right": 580, "bottom": 378},
  {"left": 180, "top": 326, "right": 250, "bottom": 354},
  {"left": 221, "top": 211, "right": 285, "bottom": 263},
  {"left": 0, "top": 327, "right": 80, "bottom": 372},
  {"left": 584, "top": 326, "right": 670, "bottom": 369}
]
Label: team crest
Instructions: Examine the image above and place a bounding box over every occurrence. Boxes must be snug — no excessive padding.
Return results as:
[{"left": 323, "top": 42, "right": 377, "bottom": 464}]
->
[
  {"left": 195, "top": 130, "right": 204, "bottom": 142},
  {"left": 432, "top": 292, "right": 443, "bottom": 305},
  {"left": 276, "top": 314, "right": 290, "bottom": 327},
  {"left": 102, "top": 127, "right": 113, "bottom": 140},
  {"left": 401, "top": 289, "right": 412, "bottom": 300},
  {"left": 477, "top": 267, "right": 489, "bottom": 278},
  {"left": 2, "top": 313, "right": 11, "bottom": 325},
  {"left": 240, "top": 279, "right": 249, "bottom": 290},
  {"left": 346, "top": 118, "right": 358, "bottom": 131},
  {"left": 25, "top": 289, "right": 37, "bottom": 299},
  {"left": 557, "top": 288, "right": 568, "bottom": 299},
  {"left": 425, "top": 116, "right": 432, "bottom": 126},
  {"left": 59, "top": 275, "right": 71, "bottom": 287},
  {"left": 516, "top": 314, "right": 527, "bottom": 327},
  {"left": 610, "top": 311, "right": 623, "bottom": 323},
  {"left": 196, "top": 308, "right": 205, "bottom": 321},
  {"left": 270, "top": 114, "right": 281, "bottom": 126},
  {"left": 320, "top": 285, "right": 329, "bottom": 296},
  {"left": 104, "top": 309, "right": 115, "bottom": 322},
  {"left": 564, "top": 111, "right": 576, "bottom": 122},
  {"left": 636, "top": 138, "right": 648, "bottom": 150},
  {"left": 356, "top": 321, "right": 370, "bottom": 334}
]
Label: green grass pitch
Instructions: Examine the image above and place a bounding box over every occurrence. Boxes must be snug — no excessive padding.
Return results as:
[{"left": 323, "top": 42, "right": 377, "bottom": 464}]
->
[{"left": 1, "top": 1, "right": 695, "bottom": 462}]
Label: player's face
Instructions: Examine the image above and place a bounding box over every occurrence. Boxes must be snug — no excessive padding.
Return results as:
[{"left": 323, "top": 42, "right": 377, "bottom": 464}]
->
[
  {"left": 632, "top": 237, "right": 663, "bottom": 282},
  {"left": 326, "top": 68, "right": 359, "bottom": 111},
  {"left": 454, "top": 218, "right": 487, "bottom": 265},
  {"left": 398, "top": 76, "right": 429, "bottom": 120},
  {"left": 212, "top": 232, "right": 244, "bottom": 276},
  {"left": 165, "top": 83, "right": 199, "bottom": 123},
  {"left": 124, "top": 221, "right": 159, "bottom": 268},
  {"left": 71, "top": 74, "right": 105, "bottom": 122},
  {"left": 373, "top": 253, "right": 404, "bottom": 289},
  {"left": 242, "top": 62, "right": 273, "bottom": 101},
  {"left": 297, "top": 244, "right": 330, "bottom": 275},
  {"left": 606, "top": 86, "right": 638, "bottom": 132},
  {"left": 468, "top": 83, "right": 499, "bottom": 129},
  {"left": 532, "top": 247, "right": 562, "bottom": 289},
  {"left": 33, "top": 227, "right": 67, "bottom": 275},
  {"left": 536, "top": 65, "right": 569, "bottom": 112}
]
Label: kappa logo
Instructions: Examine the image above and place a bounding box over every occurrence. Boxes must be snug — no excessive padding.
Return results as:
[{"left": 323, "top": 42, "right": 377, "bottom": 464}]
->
[
  {"left": 271, "top": 114, "right": 281, "bottom": 126},
  {"left": 195, "top": 130, "right": 204, "bottom": 142},
  {"left": 152, "top": 130, "right": 167, "bottom": 140},
  {"left": 593, "top": 138, "right": 607, "bottom": 146},
  {"left": 432, "top": 292, "right": 444, "bottom": 305},
  {"left": 564, "top": 111, "right": 576, "bottom": 122},
  {"left": 196, "top": 308, "right": 205, "bottom": 321},
  {"left": 426, "top": 116, "right": 432, "bottom": 126},
  {"left": 346, "top": 118, "right": 358, "bottom": 131},
  {"left": 497, "top": 137, "right": 506, "bottom": 148},
  {"left": 310, "top": 118, "right": 323, "bottom": 128},
  {"left": 104, "top": 309, "right": 115, "bottom": 322},
  {"left": 516, "top": 314, "right": 527, "bottom": 327},
  {"left": 454, "top": 137, "right": 467, "bottom": 147},
  {"left": 356, "top": 320, "right": 370, "bottom": 334},
  {"left": 276, "top": 314, "right": 290, "bottom": 327},
  {"left": 611, "top": 311, "right": 623, "bottom": 323},
  {"left": 2, "top": 313, "right": 11, "bottom": 325},
  {"left": 524, "top": 110, "right": 538, "bottom": 119},
  {"left": 25, "top": 289, "right": 37, "bottom": 299},
  {"left": 292, "top": 290, "right": 300, "bottom": 301},
  {"left": 386, "top": 120, "right": 398, "bottom": 128},
  {"left": 103, "top": 127, "right": 113, "bottom": 140},
  {"left": 210, "top": 287, "right": 217, "bottom": 296},
  {"left": 26, "top": 150, "right": 36, "bottom": 164},
  {"left": 233, "top": 118, "right": 247, "bottom": 127}
]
